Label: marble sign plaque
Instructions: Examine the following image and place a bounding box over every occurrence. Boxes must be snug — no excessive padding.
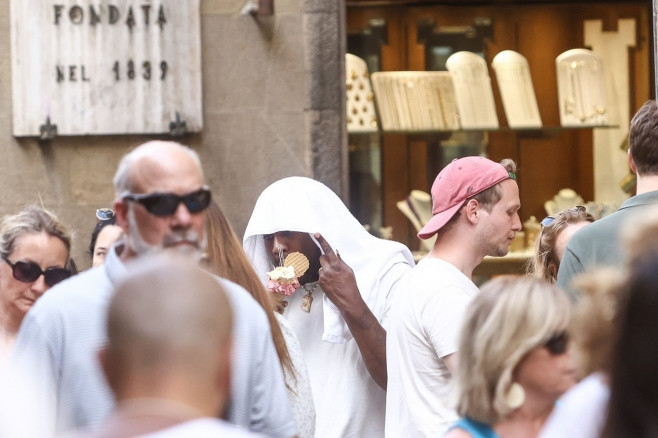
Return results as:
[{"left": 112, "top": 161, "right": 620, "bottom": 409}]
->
[{"left": 10, "top": 1, "right": 202, "bottom": 136}]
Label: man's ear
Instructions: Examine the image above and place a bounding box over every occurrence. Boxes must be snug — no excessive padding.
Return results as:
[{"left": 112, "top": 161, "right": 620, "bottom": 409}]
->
[
  {"left": 464, "top": 199, "right": 480, "bottom": 224},
  {"left": 628, "top": 149, "right": 637, "bottom": 174},
  {"left": 114, "top": 199, "right": 130, "bottom": 232}
]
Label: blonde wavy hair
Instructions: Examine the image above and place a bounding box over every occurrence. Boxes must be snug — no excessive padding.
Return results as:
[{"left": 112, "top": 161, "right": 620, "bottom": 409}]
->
[{"left": 454, "top": 275, "right": 571, "bottom": 424}]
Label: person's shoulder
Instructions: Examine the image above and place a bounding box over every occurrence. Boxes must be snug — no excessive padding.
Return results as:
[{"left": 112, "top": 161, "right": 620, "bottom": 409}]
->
[
  {"left": 567, "top": 214, "right": 608, "bottom": 247},
  {"left": 213, "top": 276, "right": 270, "bottom": 327},
  {"left": 446, "top": 418, "right": 497, "bottom": 438},
  {"left": 214, "top": 276, "right": 260, "bottom": 308},
  {"left": 138, "top": 417, "right": 268, "bottom": 437},
  {"left": 29, "top": 266, "right": 111, "bottom": 315},
  {"left": 445, "top": 429, "right": 475, "bottom": 438},
  {"left": 413, "top": 258, "right": 474, "bottom": 288}
]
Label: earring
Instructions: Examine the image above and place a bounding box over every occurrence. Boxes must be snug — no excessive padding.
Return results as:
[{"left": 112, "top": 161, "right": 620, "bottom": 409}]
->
[{"left": 506, "top": 382, "right": 525, "bottom": 410}]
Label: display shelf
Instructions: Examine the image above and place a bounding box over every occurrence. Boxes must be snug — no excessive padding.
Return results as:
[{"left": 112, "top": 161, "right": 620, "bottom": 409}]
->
[{"left": 348, "top": 125, "right": 619, "bottom": 136}]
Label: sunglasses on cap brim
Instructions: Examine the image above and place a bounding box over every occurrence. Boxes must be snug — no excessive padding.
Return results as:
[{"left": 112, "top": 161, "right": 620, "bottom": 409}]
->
[{"left": 123, "top": 187, "right": 212, "bottom": 217}]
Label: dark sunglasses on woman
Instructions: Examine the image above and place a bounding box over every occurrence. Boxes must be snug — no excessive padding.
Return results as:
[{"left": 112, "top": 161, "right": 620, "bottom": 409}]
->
[
  {"left": 544, "top": 331, "right": 569, "bottom": 355},
  {"left": 3, "top": 257, "right": 71, "bottom": 287}
]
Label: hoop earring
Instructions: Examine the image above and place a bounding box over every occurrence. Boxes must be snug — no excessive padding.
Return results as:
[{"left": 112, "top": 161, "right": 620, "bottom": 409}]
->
[{"left": 506, "top": 382, "right": 525, "bottom": 410}]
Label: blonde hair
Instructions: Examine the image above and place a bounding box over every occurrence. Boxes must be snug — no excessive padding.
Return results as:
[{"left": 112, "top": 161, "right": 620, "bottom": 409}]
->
[
  {"left": 620, "top": 205, "right": 658, "bottom": 266},
  {"left": 454, "top": 275, "right": 571, "bottom": 423},
  {"left": 0, "top": 205, "right": 71, "bottom": 261},
  {"left": 570, "top": 269, "right": 623, "bottom": 378}
]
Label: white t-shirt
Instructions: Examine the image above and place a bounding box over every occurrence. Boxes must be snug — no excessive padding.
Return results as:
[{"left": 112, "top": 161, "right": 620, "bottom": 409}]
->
[
  {"left": 385, "top": 257, "right": 478, "bottom": 438},
  {"left": 539, "top": 372, "right": 610, "bottom": 438},
  {"left": 138, "top": 418, "right": 267, "bottom": 437},
  {"left": 282, "top": 265, "right": 407, "bottom": 438},
  {"left": 0, "top": 342, "right": 50, "bottom": 438}
]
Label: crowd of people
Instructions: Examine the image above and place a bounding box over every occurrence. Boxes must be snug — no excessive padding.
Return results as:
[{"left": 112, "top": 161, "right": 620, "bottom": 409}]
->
[{"left": 1, "top": 99, "right": 658, "bottom": 438}]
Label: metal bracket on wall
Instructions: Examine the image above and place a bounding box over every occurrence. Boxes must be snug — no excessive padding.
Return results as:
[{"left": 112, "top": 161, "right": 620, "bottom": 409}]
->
[
  {"left": 240, "top": 0, "right": 274, "bottom": 16},
  {"left": 39, "top": 117, "right": 58, "bottom": 141},
  {"left": 169, "top": 112, "right": 187, "bottom": 137}
]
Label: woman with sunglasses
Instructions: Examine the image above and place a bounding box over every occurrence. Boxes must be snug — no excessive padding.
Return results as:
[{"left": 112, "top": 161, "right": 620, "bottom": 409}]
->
[
  {"left": 0, "top": 206, "right": 71, "bottom": 343},
  {"left": 444, "top": 275, "right": 575, "bottom": 438},
  {"left": 529, "top": 206, "right": 594, "bottom": 282}
]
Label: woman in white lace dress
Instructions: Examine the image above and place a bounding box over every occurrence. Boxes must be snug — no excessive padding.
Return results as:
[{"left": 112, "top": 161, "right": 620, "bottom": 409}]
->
[{"left": 204, "top": 201, "right": 315, "bottom": 437}]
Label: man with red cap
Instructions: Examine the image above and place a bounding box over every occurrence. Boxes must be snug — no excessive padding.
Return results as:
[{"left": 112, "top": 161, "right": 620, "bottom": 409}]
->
[{"left": 385, "top": 156, "right": 521, "bottom": 438}]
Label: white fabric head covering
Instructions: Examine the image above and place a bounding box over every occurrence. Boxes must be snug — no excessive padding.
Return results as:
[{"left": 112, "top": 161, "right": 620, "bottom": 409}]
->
[{"left": 243, "top": 177, "right": 414, "bottom": 343}]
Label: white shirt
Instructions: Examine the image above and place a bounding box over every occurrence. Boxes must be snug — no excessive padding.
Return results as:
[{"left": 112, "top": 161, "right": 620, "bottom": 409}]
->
[
  {"left": 385, "top": 257, "right": 478, "bottom": 438},
  {"left": 11, "top": 245, "right": 296, "bottom": 437},
  {"left": 539, "top": 373, "right": 610, "bottom": 438},
  {"left": 282, "top": 269, "right": 406, "bottom": 438},
  {"left": 138, "top": 418, "right": 267, "bottom": 437}
]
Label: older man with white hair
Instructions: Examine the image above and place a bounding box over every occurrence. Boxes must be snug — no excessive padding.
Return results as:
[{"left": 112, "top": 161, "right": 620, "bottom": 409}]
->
[{"left": 12, "top": 141, "right": 296, "bottom": 437}]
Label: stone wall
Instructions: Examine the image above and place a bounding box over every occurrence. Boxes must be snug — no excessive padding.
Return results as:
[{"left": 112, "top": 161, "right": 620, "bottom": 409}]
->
[{"left": 0, "top": 0, "right": 345, "bottom": 268}]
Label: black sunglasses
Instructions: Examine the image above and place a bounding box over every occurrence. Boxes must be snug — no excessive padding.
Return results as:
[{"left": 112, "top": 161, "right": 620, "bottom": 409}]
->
[
  {"left": 544, "top": 331, "right": 570, "bottom": 355},
  {"left": 541, "top": 205, "right": 587, "bottom": 227},
  {"left": 123, "top": 187, "right": 212, "bottom": 217},
  {"left": 3, "top": 257, "right": 71, "bottom": 287},
  {"left": 96, "top": 208, "right": 115, "bottom": 221}
]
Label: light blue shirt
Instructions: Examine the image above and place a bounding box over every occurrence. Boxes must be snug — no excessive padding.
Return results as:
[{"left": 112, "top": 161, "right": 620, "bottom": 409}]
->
[{"left": 12, "top": 244, "right": 296, "bottom": 437}]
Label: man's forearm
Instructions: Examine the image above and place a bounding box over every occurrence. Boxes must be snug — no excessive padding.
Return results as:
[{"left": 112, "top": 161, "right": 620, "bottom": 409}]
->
[{"left": 341, "top": 300, "right": 388, "bottom": 389}]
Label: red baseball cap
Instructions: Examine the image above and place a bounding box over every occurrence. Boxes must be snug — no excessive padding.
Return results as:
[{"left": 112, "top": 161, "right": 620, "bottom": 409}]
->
[{"left": 418, "top": 156, "right": 515, "bottom": 240}]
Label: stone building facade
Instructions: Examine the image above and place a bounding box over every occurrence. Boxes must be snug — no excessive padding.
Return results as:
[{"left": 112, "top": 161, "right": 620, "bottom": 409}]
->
[{"left": 0, "top": 0, "right": 345, "bottom": 267}]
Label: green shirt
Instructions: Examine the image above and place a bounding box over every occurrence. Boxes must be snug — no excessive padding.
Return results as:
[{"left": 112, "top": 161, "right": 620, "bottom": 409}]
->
[{"left": 557, "top": 190, "right": 658, "bottom": 300}]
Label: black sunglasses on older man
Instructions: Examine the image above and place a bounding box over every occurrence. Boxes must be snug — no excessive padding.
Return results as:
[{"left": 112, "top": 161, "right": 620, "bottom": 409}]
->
[
  {"left": 3, "top": 257, "right": 71, "bottom": 287},
  {"left": 123, "top": 186, "right": 212, "bottom": 217}
]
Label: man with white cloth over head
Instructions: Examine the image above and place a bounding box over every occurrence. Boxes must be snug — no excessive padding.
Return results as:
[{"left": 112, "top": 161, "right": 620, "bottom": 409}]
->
[{"left": 243, "top": 177, "right": 414, "bottom": 438}]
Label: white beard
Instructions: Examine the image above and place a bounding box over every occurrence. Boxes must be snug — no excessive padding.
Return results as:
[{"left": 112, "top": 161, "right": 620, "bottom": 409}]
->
[{"left": 126, "top": 205, "right": 207, "bottom": 262}]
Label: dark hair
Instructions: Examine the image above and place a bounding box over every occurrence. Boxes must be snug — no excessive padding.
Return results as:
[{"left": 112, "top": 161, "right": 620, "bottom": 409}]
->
[
  {"left": 629, "top": 100, "right": 658, "bottom": 175},
  {"left": 89, "top": 216, "right": 117, "bottom": 257},
  {"left": 601, "top": 251, "right": 658, "bottom": 438}
]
